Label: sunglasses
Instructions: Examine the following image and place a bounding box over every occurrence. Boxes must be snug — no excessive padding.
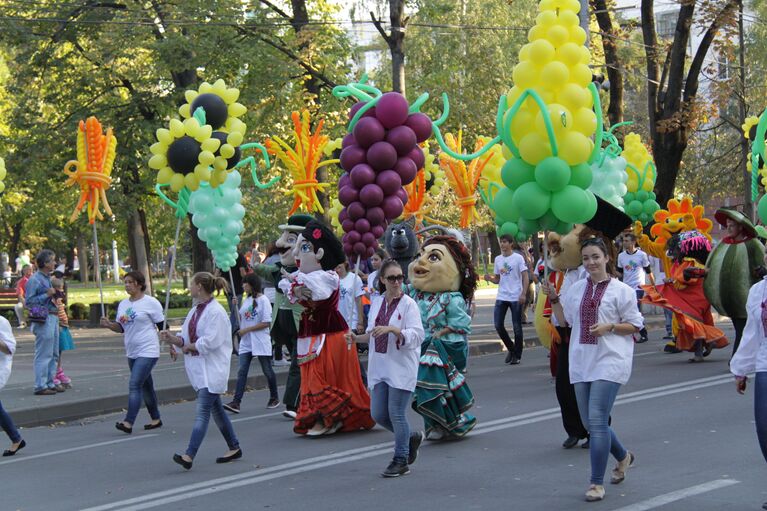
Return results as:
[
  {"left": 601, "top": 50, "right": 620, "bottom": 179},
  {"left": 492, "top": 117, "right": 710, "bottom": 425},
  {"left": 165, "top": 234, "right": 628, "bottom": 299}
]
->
[
  {"left": 580, "top": 237, "right": 606, "bottom": 248},
  {"left": 385, "top": 275, "right": 405, "bottom": 283}
]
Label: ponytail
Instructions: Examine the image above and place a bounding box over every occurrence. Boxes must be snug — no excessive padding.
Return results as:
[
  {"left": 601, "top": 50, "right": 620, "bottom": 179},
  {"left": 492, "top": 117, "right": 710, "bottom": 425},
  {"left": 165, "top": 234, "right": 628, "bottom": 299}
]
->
[{"left": 192, "top": 272, "right": 230, "bottom": 295}]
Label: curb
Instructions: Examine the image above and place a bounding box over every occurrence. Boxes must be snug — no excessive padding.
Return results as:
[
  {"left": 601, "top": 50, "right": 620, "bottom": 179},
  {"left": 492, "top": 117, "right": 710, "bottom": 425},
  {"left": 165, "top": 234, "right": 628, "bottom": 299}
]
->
[{"left": 12, "top": 317, "right": 667, "bottom": 428}]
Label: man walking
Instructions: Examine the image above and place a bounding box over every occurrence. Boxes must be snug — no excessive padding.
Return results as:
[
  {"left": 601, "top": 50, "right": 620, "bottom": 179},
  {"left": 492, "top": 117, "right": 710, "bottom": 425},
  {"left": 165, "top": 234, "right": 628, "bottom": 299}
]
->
[
  {"left": 484, "top": 235, "right": 529, "bottom": 365},
  {"left": 617, "top": 233, "right": 651, "bottom": 343},
  {"left": 24, "top": 250, "right": 63, "bottom": 395}
]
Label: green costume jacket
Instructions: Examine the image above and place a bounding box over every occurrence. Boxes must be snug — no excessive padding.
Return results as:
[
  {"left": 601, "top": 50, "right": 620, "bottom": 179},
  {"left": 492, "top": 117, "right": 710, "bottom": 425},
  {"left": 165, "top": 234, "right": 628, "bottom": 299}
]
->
[{"left": 253, "top": 262, "right": 303, "bottom": 329}]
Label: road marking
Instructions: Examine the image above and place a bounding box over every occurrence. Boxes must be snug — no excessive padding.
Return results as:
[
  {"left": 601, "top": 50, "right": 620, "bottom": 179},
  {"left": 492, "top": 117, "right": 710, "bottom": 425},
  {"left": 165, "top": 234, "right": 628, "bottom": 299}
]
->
[
  {"left": 609, "top": 479, "right": 739, "bottom": 511},
  {"left": 0, "top": 435, "right": 158, "bottom": 466},
  {"left": 231, "top": 411, "right": 284, "bottom": 423},
  {"left": 81, "top": 373, "right": 736, "bottom": 511}
]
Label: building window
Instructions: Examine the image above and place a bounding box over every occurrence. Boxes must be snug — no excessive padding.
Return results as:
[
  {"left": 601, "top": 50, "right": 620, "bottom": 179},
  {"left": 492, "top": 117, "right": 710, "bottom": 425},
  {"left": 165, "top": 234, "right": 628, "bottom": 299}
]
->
[{"left": 656, "top": 11, "right": 677, "bottom": 39}]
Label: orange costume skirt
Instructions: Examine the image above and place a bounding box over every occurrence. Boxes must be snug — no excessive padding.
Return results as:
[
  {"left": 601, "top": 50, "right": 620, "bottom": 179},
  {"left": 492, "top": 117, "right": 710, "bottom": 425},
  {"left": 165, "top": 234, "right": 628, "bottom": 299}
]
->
[
  {"left": 294, "top": 331, "right": 374, "bottom": 435},
  {"left": 640, "top": 260, "right": 728, "bottom": 352}
]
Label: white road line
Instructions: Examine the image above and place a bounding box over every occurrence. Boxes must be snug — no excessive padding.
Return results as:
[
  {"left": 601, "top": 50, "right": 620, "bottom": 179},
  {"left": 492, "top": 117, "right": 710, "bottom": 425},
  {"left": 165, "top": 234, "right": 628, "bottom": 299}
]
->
[
  {"left": 0, "top": 435, "right": 158, "bottom": 466},
  {"left": 231, "top": 411, "right": 284, "bottom": 423},
  {"left": 609, "top": 479, "right": 740, "bottom": 511},
  {"left": 81, "top": 373, "right": 736, "bottom": 511}
]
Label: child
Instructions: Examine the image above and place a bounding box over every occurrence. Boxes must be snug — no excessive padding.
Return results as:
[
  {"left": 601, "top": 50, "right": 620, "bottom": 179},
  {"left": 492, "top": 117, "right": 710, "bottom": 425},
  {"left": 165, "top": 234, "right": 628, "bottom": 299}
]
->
[{"left": 51, "top": 277, "right": 74, "bottom": 388}]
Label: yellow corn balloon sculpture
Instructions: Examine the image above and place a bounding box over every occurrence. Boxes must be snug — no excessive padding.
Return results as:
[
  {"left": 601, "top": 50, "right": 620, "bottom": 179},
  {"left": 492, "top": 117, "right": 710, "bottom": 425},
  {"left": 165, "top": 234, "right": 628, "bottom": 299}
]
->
[{"left": 63, "top": 117, "right": 116, "bottom": 224}]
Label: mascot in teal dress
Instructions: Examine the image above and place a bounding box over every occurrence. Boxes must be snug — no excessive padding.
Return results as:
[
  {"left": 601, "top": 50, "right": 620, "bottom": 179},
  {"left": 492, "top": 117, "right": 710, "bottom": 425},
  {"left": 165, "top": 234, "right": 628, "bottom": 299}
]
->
[{"left": 407, "top": 235, "right": 478, "bottom": 440}]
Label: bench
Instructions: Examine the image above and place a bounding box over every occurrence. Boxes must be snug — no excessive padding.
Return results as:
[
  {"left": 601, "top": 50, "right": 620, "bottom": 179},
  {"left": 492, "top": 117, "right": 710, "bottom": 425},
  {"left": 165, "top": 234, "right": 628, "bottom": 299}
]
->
[{"left": 0, "top": 287, "right": 20, "bottom": 325}]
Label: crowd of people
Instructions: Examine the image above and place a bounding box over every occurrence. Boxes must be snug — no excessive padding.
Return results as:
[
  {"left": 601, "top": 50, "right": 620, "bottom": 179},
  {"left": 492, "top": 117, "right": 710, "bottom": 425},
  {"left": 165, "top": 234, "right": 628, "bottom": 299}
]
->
[{"left": 0, "top": 206, "right": 766, "bottom": 505}]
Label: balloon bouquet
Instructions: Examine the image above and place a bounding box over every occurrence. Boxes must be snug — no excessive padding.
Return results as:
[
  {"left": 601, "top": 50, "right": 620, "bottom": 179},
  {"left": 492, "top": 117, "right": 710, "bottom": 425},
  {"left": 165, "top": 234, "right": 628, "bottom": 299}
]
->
[
  {"left": 149, "top": 79, "right": 278, "bottom": 322},
  {"left": 62, "top": 116, "right": 117, "bottom": 315},
  {"left": 621, "top": 133, "right": 660, "bottom": 225},
  {"left": 745, "top": 110, "right": 767, "bottom": 223},
  {"left": 588, "top": 124, "right": 630, "bottom": 211},
  {"left": 332, "top": 78, "right": 432, "bottom": 262}
]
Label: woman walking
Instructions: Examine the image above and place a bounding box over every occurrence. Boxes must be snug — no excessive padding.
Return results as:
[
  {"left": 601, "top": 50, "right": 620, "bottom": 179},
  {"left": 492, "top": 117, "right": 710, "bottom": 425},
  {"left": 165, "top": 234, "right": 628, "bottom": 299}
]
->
[
  {"left": 160, "top": 272, "right": 241, "bottom": 470},
  {"left": 0, "top": 316, "right": 25, "bottom": 456},
  {"left": 543, "top": 237, "right": 642, "bottom": 502},
  {"left": 348, "top": 259, "right": 425, "bottom": 477},
  {"left": 224, "top": 273, "right": 279, "bottom": 413},
  {"left": 101, "top": 271, "right": 165, "bottom": 434},
  {"left": 730, "top": 249, "right": 767, "bottom": 510}
]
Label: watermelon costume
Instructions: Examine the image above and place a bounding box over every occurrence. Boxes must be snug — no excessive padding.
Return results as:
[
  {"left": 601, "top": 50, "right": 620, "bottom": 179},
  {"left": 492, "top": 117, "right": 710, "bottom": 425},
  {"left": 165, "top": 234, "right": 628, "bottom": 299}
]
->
[{"left": 704, "top": 209, "right": 765, "bottom": 355}]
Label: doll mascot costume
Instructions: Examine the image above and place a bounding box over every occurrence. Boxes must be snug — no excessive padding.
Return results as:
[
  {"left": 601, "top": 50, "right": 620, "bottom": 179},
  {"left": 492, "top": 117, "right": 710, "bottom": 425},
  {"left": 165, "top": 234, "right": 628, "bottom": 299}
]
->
[
  {"left": 279, "top": 220, "right": 374, "bottom": 436},
  {"left": 252, "top": 213, "right": 312, "bottom": 418},
  {"left": 642, "top": 230, "right": 727, "bottom": 362},
  {"left": 407, "top": 235, "right": 478, "bottom": 441}
]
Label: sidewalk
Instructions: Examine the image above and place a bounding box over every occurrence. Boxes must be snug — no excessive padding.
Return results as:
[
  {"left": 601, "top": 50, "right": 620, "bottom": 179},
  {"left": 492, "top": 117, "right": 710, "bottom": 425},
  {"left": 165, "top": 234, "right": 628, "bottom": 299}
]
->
[{"left": 3, "top": 297, "right": 669, "bottom": 428}]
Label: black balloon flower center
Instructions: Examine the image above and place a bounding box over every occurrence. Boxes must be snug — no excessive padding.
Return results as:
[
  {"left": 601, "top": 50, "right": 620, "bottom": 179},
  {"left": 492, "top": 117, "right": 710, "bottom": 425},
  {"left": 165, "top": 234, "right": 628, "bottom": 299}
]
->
[
  {"left": 191, "top": 93, "right": 229, "bottom": 130},
  {"left": 167, "top": 136, "right": 201, "bottom": 175}
]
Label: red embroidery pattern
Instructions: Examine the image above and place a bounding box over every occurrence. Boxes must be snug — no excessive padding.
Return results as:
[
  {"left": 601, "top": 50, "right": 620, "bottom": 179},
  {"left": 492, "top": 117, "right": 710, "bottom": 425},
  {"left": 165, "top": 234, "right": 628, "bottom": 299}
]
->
[
  {"left": 579, "top": 279, "right": 610, "bottom": 345},
  {"left": 374, "top": 296, "right": 402, "bottom": 353}
]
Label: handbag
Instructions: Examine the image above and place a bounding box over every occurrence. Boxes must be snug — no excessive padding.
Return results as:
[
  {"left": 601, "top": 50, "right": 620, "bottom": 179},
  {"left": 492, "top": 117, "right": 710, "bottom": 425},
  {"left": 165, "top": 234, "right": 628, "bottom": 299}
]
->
[{"left": 27, "top": 305, "right": 49, "bottom": 324}]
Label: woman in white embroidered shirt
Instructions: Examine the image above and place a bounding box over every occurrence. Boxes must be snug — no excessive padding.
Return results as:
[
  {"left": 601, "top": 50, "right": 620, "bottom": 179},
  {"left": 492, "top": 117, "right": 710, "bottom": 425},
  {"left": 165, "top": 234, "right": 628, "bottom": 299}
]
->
[
  {"left": 543, "top": 237, "right": 643, "bottom": 502},
  {"left": 160, "top": 272, "right": 241, "bottom": 471},
  {"left": 347, "top": 259, "right": 425, "bottom": 478},
  {"left": 730, "top": 250, "right": 767, "bottom": 511}
]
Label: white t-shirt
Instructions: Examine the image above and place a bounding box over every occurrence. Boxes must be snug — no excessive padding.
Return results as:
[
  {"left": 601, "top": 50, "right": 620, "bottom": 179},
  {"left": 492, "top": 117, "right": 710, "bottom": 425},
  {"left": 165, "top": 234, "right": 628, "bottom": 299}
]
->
[
  {"left": 649, "top": 255, "right": 664, "bottom": 282},
  {"left": 116, "top": 295, "right": 165, "bottom": 359},
  {"left": 238, "top": 294, "right": 272, "bottom": 356},
  {"left": 367, "top": 270, "right": 381, "bottom": 300},
  {"left": 0, "top": 317, "right": 16, "bottom": 390},
  {"left": 551, "top": 266, "right": 588, "bottom": 327},
  {"left": 339, "top": 272, "right": 365, "bottom": 328},
  {"left": 617, "top": 249, "right": 650, "bottom": 290},
  {"left": 494, "top": 252, "right": 528, "bottom": 302},
  {"left": 562, "top": 278, "right": 644, "bottom": 385},
  {"left": 366, "top": 294, "right": 424, "bottom": 391}
]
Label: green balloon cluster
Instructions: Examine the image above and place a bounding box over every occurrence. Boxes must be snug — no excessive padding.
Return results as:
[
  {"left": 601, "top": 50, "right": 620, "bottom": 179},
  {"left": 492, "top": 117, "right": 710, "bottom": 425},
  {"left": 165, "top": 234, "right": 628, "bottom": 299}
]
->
[
  {"left": 188, "top": 171, "right": 247, "bottom": 271},
  {"left": 623, "top": 190, "right": 660, "bottom": 225},
  {"left": 491, "top": 154, "right": 596, "bottom": 240}
]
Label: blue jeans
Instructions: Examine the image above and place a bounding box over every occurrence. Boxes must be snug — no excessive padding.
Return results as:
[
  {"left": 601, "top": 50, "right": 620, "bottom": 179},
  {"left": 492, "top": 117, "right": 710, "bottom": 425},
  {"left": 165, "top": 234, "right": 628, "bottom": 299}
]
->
[
  {"left": 32, "top": 314, "right": 59, "bottom": 391},
  {"left": 494, "top": 300, "right": 523, "bottom": 358},
  {"left": 233, "top": 353, "right": 278, "bottom": 404},
  {"left": 371, "top": 382, "right": 412, "bottom": 461},
  {"left": 0, "top": 400, "right": 21, "bottom": 443},
  {"left": 755, "top": 372, "right": 767, "bottom": 464},
  {"left": 125, "top": 357, "right": 160, "bottom": 425},
  {"left": 574, "top": 380, "right": 628, "bottom": 485},
  {"left": 186, "top": 388, "right": 239, "bottom": 459}
]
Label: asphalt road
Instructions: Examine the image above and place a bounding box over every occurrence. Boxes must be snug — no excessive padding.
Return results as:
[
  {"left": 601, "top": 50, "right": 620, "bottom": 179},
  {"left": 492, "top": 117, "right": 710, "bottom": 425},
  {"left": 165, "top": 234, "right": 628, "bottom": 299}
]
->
[{"left": 2, "top": 323, "right": 764, "bottom": 511}]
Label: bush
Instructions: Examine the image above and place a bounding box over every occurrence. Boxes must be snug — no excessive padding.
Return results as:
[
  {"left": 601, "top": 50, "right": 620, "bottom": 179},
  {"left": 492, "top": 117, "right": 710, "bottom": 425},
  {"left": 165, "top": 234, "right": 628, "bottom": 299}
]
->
[
  {"left": 69, "top": 303, "right": 88, "bottom": 320},
  {"left": 153, "top": 289, "right": 191, "bottom": 309}
]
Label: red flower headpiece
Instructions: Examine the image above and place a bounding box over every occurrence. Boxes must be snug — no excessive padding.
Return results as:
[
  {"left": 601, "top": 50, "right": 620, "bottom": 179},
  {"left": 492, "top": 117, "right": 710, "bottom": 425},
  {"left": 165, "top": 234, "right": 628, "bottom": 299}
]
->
[{"left": 312, "top": 228, "right": 322, "bottom": 240}]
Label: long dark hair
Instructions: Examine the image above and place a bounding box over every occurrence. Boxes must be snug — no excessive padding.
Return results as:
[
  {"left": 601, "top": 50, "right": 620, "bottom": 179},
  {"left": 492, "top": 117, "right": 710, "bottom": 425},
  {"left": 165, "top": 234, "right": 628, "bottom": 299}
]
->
[
  {"left": 377, "top": 259, "right": 403, "bottom": 294},
  {"left": 243, "top": 273, "right": 263, "bottom": 296},
  {"left": 421, "top": 235, "right": 478, "bottom": 303}
]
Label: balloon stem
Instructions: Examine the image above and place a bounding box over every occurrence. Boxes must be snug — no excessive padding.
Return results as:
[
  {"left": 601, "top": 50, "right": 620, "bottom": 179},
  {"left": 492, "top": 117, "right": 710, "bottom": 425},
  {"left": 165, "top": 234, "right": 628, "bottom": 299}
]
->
[
  {"left": 92, "top": 222, "right": 105, "bottom": 318},
  {"left": 162, "top": 217, "right": 183, "bottom": 330}
]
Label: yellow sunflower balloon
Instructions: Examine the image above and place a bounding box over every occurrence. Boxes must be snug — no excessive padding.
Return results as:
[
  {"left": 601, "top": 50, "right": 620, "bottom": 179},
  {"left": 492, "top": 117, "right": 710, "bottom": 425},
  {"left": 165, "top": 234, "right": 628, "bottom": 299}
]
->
[
  {"left": 180, "top": 79, "right": 247, "bottom": 186},
  {"left": 149, "top": 117, "right": 218, "bottom": 192}
]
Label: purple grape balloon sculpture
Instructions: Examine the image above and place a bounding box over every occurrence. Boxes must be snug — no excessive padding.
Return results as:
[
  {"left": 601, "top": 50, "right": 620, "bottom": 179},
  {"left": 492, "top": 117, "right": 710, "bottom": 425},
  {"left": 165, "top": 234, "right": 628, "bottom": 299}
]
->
[{"left": 333, "top": 78, "right": 433, "bottom": 259}]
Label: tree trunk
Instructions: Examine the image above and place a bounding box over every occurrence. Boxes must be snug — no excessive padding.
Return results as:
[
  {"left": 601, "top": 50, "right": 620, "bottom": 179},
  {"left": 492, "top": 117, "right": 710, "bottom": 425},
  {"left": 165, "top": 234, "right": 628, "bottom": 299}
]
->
[
  {"left": 77, "top": 235, "right": 89, "bottom": 283},
  {"left": 189, "top": 215, "right": 213, "bottom": 273},
  {"left": 127, "top": 208, "right": 153, "bottom": 294},
  {"left": 652, "top": 132, "right": 687, "bottom": 207},
  {"left": 8, "top": 222, "right": 22, "bottom": 266},
  {"left": 592, "top": 0, "right": 623, "bottom": 127},
  {"left": 389, "top": 0, "right": 406, "bottom": 95},
  {"left": 487, "top": 230, "right": 500, "bottom": 261}
]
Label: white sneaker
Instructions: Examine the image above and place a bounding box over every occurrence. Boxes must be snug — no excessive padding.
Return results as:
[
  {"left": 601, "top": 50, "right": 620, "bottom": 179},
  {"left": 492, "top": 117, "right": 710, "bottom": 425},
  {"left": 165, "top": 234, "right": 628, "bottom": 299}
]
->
[
  {"left": 283, "top": 409, "right": 297, "bottom": 419},
  {"left": 585, "top": 484, "right": 605, "bottom": 501}
]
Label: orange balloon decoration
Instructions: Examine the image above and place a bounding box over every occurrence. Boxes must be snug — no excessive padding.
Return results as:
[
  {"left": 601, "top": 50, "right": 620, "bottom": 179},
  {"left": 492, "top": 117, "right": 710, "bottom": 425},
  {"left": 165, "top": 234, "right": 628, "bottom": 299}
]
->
[
  {"left": 402, "top": 168, "right": 446, "bottom": 228},
  {"left": 63, "top": 117, "right": 116, "bottom": 224},
  {"left": 438, "top": 132, "right": 493, "bottom": 228},
  {"left": 267, "top": 110, "right": 338, "bottom": 216}
]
